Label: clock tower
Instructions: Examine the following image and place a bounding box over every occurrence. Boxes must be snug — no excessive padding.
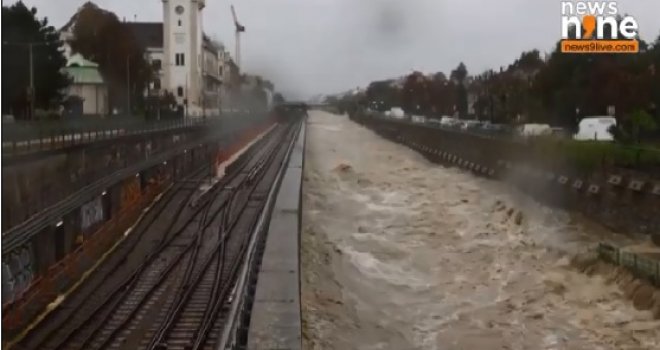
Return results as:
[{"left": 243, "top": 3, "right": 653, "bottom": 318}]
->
[{"left": 162, "top": 0, "right": 206, "bottom": 114}]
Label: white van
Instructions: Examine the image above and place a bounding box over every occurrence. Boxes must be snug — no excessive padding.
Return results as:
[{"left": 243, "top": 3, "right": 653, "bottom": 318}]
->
[
  {"left": 518, "top": 123, "right": 552, "bottom": 137},
  {"left": 389, "top": 107, "right": 405, "bottom": 119},
  {"left": 574, "top": 116, "right": 616, "bottom": 141}
]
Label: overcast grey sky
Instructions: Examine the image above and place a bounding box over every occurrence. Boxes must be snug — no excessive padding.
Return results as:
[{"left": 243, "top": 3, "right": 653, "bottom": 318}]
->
[{"left": 9, "top": 0, "right": 660, "bottom": 99}]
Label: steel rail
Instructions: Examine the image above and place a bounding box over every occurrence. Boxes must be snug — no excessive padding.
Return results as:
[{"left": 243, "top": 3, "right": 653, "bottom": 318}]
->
[
  {"left": 28, "top": 167, "right": 208, "bottom": 350},
  {"left": 60, "top": 127, "right": 283, "bottom": 350},
  {"left": 23, "top": 126, "right": 280, "bottom": 350},
  {"left": 217, "top": 120, "right": 303, "bottom": 350},
  {"left": 145, "top": 126, "right": 294, "bottom": 350}
]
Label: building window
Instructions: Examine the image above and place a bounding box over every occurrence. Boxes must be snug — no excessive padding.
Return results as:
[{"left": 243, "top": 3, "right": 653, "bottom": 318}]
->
[
  {"left": 177, "top": 86, "right": 184, "bottom": 97},
  {"left": 153, "top": 79, "right": 161, "bottom": 90},
  {"left": 175, "top": 53, "right": 185, "bottom": 66},
  {"left": 178, "top": 20, "right": 182, "bottom": 27},
  {"left": 218, "top": 66, "right": 223, "bottom": 76},
  {"left": 152, "top": 59, "right": 162, "bottom": 70}
]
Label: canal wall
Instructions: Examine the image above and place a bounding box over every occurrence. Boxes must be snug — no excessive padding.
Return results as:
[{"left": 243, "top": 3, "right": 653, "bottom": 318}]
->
[{"left": 352, "top": 113, "right": 660, "bottom": 237}]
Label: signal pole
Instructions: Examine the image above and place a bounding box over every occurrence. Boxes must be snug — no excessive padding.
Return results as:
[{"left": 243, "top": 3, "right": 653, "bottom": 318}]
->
[
  {"left": 29, "top": 43, "right": 35, "bottom": 120},
  {"left": 127, "top": 55, "right": 131, "bottom": 115}
]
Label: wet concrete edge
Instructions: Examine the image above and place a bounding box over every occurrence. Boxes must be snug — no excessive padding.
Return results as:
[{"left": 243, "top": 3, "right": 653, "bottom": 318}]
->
[{"left": 246, "top": 120, "right": 306, "bottom": 350}]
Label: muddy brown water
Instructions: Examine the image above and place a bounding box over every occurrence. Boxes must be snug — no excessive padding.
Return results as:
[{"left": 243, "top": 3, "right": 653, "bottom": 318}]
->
[{"left": 301, "top": 111, "right": 660, "bottom": 350}]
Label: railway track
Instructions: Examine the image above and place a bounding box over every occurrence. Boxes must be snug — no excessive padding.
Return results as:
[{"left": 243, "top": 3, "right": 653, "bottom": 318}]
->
[
  {"left": 16, "top": 121, "right": 300, "bottom": 350},
  {"left": 10, "top": 163, "right": 212, "bottom": 350},
  {"left": 142, "top": 124, "right": 299, "bottom": 350}
]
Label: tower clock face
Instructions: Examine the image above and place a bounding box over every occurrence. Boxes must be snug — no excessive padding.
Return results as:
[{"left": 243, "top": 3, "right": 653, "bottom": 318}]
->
[{"left": 175, "top": 5, "right": 184, "bottom": 15}]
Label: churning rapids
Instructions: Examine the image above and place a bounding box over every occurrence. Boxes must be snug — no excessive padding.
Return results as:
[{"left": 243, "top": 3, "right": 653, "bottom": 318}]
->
[{"left": 300, "top": 111, "right": 660, "bottom": 350}]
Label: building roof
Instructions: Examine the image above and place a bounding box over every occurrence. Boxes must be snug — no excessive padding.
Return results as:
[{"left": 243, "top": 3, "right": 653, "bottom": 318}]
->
[
  {"left": 65, "top": 53, "right": 104, "bottom": 84},
  {"left": 125, "top": 22, "right": 163, "bottom": 49},
  {"left": 67, "top": 53, "right": 99, "bottom": 68},
  {"left": 65, "top": 67, "right": 105, "bottom": 85},
  {"left": 202, "top": 34, "right": 224, "bottom": 55}
]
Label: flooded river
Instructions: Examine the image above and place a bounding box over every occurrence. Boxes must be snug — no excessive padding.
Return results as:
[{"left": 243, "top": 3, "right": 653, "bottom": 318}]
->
[{"left": 301, "top": 111, "right": 660, "bottom": 350}]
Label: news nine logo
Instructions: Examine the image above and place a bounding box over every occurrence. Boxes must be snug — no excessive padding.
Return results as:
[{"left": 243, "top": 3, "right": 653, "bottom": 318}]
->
[{"left": 560, "top": 1, "right": 639, "bottom": 53}]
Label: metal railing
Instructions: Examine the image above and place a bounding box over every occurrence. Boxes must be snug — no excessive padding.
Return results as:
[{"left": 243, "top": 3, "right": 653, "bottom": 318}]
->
[
  {"left": 2, "top": 117, "right": 208, "bottom": 155},
  {"left": 3, "top": 132, "right": 192, "bottom": 231},
  {"left": 597, "top": 243, "right": 660, "bottom": 286}
]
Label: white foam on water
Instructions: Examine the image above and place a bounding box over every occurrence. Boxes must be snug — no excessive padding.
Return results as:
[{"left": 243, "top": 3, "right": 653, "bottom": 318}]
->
[
  {"left": 301, "top": 111, "right": 659, "bottom": 350},
  {"left": 341, "top": 244, "right": 432, "bottom": 292}
]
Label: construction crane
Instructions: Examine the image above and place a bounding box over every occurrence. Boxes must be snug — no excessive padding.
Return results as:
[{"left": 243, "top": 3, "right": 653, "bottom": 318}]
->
[{"left": 231, "top": 4, "right": 245, "bottom": 71}]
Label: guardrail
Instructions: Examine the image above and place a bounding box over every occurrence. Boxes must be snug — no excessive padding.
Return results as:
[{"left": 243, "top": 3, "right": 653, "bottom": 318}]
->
[
  {"left": 1, "top": 117, "right": 208, "bottom": 155},
  {"left": 597, "top": 243, "right": 660, "bottom": 286}
]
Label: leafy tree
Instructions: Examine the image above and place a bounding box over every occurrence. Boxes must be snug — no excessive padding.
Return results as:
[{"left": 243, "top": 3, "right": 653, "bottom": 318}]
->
[
  {"left": 401, "top": 72, "right": 431, "bottom": 115},
  {"left": 450, "top": 62, "right": 468, "bottom": 85},
  {"left": 432, "top": 72, "right": 447, "bottom": 82},
  {"left": 627, "top": 110, "right": 657, "bottom": 143},
  {"left": 510, "top": 50, "right": 544, "bottom": 71},
  {"left": 145, "top": 91, "right": 179, "bottom": 120},
  {"left": 69, "top": 2, "right": 152, "bottom": 115},
  {"left": 273, "top": 93, "right": 285, "bottom": 104},
  {"left": 429, "top": 78, "right": 456, "bottom": 116},
  {"left": 365, "top": 80, "right": 399, "bottom": 111},
  {"left": 2, "top": 1, "right": 70, "bottom": 120},
  {"left": 450, "top": 63, "right": 469, "bottom": 116},
  {"left": 355, "top": 29, "right": 660, "bottom": 138}
]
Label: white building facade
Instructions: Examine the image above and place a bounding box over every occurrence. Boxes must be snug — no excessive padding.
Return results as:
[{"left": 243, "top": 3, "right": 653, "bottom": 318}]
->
[
  {"left": 158, "top": 0, "right": 231, "bottom": 116},
  {"left": 61, "top": 0, "right": 236, "bottom": 117}
]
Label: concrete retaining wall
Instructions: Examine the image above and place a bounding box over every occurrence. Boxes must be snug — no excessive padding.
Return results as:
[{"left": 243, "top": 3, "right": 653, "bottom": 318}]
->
[
  {"left": 353, "top": 114, "right": 660, "bottom": 236},
  {"left": 1, "top": 129, "right": 204, "bottom": 231}
]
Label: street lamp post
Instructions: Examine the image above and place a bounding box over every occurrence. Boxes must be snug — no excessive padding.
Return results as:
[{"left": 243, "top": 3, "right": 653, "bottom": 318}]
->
[
  {"left": 29, "top": 44, "right": 35, "bottom": 119},
  {"left": 126, "top": 55, "right": 131, "bottom": 115}
]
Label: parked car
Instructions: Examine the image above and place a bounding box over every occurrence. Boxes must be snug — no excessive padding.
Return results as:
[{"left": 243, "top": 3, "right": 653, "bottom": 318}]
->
[
  {"left": 574, "top": 116, "right": 616, "bottom": 141},
  {"left": 440, "top": 116, "right": 460, "bottom": 127},
  {"left": 461, "top": 120, "right": 481, "bottom": 131},
  {"left": 411, "top": 115, "right": 426, "bottom": 123}
]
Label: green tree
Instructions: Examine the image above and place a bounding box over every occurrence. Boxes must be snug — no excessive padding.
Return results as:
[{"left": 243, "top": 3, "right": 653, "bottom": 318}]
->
[
  {"left": 2, "top": 1, "right": 70, "bottom": 120},
  {"left": 510, "top": 50, "right": 544, "bottom": 71},
  {"left": 69, "top": 2, "right": 152, "bottom": 115},
  {"left": 450, "top": 62, "right": 468, "bottom": 85},
  {"left": 450, "top": 63, "right": 469, "bottom": 116},
  {"left": 273, "top": 93, "right": 285, "bottom": 104},
  {"left": 628, "top": 110, "right": 657, "bottom": 143},
  {"left": 401, "top": 72, "right": 431, "bottom": 115},
  {"left": 366, "top": 80, "right": 400, "bottom": 111}
]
